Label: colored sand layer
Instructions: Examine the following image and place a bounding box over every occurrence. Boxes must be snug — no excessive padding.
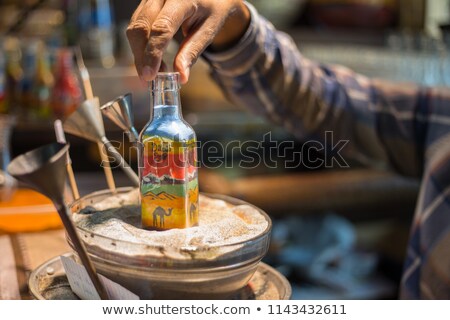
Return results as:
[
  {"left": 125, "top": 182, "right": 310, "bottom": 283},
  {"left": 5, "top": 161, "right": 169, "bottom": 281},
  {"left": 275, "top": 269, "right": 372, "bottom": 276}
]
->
[{"left": 140, "top": 137, "right": 199, "bottom": 229}]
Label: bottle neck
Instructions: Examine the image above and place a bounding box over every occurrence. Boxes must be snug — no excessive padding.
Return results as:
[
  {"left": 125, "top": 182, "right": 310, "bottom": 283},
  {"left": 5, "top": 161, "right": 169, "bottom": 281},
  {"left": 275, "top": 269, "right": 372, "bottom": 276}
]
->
[
  {"left": 150, "top": 89, "right": 182, "bottom": 120},
  {"left": 149, "top": 72, "right": 182, "bottom": 121}
]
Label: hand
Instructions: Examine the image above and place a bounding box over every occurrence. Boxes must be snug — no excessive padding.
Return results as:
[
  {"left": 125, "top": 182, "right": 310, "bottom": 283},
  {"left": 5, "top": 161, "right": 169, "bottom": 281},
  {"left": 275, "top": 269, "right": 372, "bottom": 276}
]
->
[{"left": 126, "top": 0, "right": 250, "bottom": 83}]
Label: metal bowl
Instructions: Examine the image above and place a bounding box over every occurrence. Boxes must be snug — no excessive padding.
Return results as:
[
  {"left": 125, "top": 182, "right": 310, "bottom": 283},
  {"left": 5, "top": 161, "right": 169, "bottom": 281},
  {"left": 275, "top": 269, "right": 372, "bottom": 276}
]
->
[
  {"left": 68, "top": 188, "right": 272, "bottom": 299},
  {"left": 29, "top": 253, "right": 79, "bottom": 300}
]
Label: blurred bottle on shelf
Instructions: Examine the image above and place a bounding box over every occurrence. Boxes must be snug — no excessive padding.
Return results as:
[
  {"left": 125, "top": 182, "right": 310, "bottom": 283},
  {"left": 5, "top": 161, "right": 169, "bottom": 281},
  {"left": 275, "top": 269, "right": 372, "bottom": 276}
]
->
[
  {"left": 32, "top": 41, "right": 54, "bottom": 119},
  {"left": 19, "top": 40, "right": 39, "bottom": 119},
  {"left": 50, "top": 49, "right": 81, "bottom": 119},
  {"left": 0, "top": 114, "right": 16, "bottom": 201},
  {"left": 79, "top": 0, "right": 116, "bottom": 68},
  {"left": 0, "top": 45, "right": 6, "bottom": 114},
  {"left": 4, "top": 37, "right": 23, "bottom": 116},
  {"left": 63, "top": 0, "right": 79, "bottom": 46}
]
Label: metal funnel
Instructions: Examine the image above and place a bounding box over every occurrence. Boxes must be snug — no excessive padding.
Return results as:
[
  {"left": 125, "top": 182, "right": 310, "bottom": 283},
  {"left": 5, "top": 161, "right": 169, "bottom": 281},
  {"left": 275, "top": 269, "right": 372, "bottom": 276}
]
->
[
  {"left": 63, "top": 98, "right": 139, "bottom": 186},
  {"left": 7, "top": 143, "right": 68, "bottom": 202},
  {"left": 7, "top": 143, "right": 109, "bottom": 300},
  {"left": 64, "top": 98, "right": 104, "bottom": 143},
  {"left": 101, "top": 93, "right": 139, "bottom": 143}
]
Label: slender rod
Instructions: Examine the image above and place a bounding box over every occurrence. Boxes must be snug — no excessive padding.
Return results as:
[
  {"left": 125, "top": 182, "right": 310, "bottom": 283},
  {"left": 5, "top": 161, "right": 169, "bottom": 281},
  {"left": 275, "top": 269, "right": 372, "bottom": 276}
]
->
[
  {"left": 130, "top": 127, "right": 140, "bottom": 142},
  {"left": 97, "top": 142, "right": 116, "bottom": 192},
  {"left": 102, "top": 137, "right": 140, "bottom": 186},
  {"left": 56, "top": 203, "right": 109, "bottom": 300},
  {"left": 65, "top": 164, "right": 80, "bottom": 200}
]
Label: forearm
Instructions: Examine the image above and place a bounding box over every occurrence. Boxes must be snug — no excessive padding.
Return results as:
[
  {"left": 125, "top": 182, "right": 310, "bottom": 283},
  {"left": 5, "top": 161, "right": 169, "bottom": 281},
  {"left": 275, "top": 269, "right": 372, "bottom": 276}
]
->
[
  {"left": 210, "top": 1, "right": 250, "bottom": 52},
  {"left": 203, "top": 3, "right": 448, "bottom": 176}
]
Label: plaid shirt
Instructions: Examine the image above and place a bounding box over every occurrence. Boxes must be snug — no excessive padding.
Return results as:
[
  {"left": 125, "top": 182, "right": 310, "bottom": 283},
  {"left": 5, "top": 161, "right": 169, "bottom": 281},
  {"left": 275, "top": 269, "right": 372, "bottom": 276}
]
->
[{"left": 204, "top": 3, "right": 450, "bottom": 299}]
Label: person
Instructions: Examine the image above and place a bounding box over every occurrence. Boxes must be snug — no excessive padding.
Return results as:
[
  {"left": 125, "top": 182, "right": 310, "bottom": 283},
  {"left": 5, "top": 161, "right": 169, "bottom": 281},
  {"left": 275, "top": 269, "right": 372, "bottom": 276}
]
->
[{"left": 126, "top": 0, "right": 450, "bottom": 299}]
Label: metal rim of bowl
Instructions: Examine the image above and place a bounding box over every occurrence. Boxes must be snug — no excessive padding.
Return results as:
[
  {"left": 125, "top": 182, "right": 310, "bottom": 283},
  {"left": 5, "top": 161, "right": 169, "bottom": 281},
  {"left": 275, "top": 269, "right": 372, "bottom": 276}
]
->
[{"left": 28, "top": 253, "right": 73, "bottom": 300}]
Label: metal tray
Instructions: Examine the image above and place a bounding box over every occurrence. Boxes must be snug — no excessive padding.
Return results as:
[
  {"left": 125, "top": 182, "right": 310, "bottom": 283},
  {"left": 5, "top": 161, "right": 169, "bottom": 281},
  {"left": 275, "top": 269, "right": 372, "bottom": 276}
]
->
[{"left": 29, "top": 253, "right": 291, "bottom": 300}]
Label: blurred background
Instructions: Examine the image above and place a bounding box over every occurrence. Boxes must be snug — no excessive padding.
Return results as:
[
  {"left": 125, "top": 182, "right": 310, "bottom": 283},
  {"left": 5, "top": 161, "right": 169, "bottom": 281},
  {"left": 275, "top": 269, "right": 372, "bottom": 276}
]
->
[{"left": 0, "top": 0, "right": 450, "bottom": 299}]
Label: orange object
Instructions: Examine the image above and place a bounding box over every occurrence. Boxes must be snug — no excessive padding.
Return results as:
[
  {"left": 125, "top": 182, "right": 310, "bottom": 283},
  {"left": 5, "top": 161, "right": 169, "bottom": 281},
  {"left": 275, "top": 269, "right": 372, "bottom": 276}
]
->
[
  {"left": 50, "top": 49, "right": 82, "bottom": 119},
  {"left": 0, "top": 189, "right": 62, "bottom": 233}
]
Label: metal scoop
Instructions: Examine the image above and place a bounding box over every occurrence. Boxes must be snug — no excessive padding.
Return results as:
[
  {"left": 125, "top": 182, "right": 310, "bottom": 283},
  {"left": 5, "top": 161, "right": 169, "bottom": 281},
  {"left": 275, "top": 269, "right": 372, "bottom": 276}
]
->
[
  {"left": 7, "top": 143, "right": 109, "bottom": 300},
  {"left": 101, "top": 93, "right": 139, "bottom": 143},
  {"left": 63, "top": 98, "right": 139, "bottom": 186}
]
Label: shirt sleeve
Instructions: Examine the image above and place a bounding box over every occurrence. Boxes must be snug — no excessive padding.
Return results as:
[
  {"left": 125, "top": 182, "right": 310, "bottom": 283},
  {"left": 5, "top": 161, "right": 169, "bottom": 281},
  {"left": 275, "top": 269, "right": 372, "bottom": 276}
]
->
[{"left": 202, "top": 2, "right": 450, "bottom": 177}]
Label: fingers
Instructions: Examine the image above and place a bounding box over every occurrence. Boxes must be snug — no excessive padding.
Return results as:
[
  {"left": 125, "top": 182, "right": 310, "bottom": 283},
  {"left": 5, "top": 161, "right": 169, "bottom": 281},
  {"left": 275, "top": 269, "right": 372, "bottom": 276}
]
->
[
  {"left": 159, "top": 60, "right": 168, "bottom": 72},
  {"left": 127, "top": 0, "right": 227, "bottom": 83},
  {"left": 127, "top": 0, "right": 163, "bottom": 79},
  {"left": 175, "top": 18, "right": 223, "bottom": 83},
  {"left": 143, "top": 0, "right": 198, "bottom": 81}
]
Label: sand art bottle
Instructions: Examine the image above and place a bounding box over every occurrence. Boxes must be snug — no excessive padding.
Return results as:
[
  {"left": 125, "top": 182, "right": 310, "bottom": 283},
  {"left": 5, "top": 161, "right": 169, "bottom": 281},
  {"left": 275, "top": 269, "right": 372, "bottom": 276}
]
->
[
  {"left": 140, "top": 72, "right": 199, "bottom": 230},
  {"left": 50, "top": 49, "right": 81, "bottom": 119}
]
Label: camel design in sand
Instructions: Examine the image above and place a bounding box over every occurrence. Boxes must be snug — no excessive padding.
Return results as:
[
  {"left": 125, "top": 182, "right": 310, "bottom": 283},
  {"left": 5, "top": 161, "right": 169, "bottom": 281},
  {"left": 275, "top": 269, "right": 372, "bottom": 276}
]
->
[
  {"left": 190, "top": 203, "right": 197, "bottom": 222},
  {"left": 152, "top": 206, "right": 173, "bottom": 228}
]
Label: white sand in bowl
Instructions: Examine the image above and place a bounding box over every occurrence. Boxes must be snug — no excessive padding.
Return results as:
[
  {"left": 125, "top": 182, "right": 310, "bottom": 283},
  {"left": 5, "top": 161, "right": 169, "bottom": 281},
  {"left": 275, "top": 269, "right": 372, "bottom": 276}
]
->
[{"left": 72, "top": 190, "right": 269, "bottom": 260}]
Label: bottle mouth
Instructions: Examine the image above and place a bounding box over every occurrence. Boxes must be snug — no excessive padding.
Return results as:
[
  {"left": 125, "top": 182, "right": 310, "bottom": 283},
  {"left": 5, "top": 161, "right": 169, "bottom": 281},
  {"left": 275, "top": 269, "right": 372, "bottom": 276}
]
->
[{"left": 150, "top": 72, "right": 180, "bottom": 91}]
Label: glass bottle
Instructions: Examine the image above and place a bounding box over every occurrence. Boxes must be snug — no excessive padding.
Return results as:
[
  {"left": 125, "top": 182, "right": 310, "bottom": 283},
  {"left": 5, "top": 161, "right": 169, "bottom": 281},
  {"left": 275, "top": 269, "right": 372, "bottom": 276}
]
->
[
  {"left": 79, "top": 0, "right": 115, "bottom": 68},
  {"left": 4, "top": 38, "right": 23, "bottom": 116},
  {"left": 32, "top": 42, "right": 54, "bottom": 119},
  {"left": 0, "top": 47, "right": 6, "bottom": 114},
  {"left": 140, "top": 72, "right": 199, "bottom": 230},
  {"left": 50, "top": 49, "right": 81, "bottom": 119},
  {"left": 0, "top": 114, "right": 16, "bottom": 201},
  {"left": 20, "top": 41, "right": 38, "bottom": 119}
]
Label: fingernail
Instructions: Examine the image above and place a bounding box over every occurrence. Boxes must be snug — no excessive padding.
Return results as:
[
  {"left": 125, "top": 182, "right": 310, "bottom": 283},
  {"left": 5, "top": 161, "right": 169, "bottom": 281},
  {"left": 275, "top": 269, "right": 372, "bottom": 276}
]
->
[
  {"left": 183, "top": 67, "right": 190, "bottom": 83},
  {"left": 142, "top": 66, "right": 153, "bottom": 81}
]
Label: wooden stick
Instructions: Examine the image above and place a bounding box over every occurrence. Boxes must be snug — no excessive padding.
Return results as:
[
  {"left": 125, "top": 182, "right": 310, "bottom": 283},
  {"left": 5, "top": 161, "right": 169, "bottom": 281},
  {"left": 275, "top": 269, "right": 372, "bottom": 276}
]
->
[
  {"left": 97, "top": 142, "right": 116, "bottom": 192},
  {"left": 66, "top": 163, "right": 80, "bottom": 199},
  {"left": 54, "top": 120, "right": 80, "bottom": 200},
  {"left": 75, "top": 47, "right": 116, "bottom": 192},
  {"left": 75, "top": 47, "right": 94, "bottom": 99}
]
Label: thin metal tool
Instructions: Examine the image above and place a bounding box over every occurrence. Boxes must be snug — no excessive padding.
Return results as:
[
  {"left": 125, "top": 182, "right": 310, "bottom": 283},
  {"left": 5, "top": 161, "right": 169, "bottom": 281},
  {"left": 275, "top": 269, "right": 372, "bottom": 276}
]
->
[
  {"left": 63, "top": 98, "right": 139, "bottom": 186},
  {"left": 7, "top": 143, "right": 109, "bottom": 300},
  {"left": 101, "top": 93, "right": 139, "bottom": 143},
  {"left": 74, "top": 48, "right": 116, "bottom": 192}
]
